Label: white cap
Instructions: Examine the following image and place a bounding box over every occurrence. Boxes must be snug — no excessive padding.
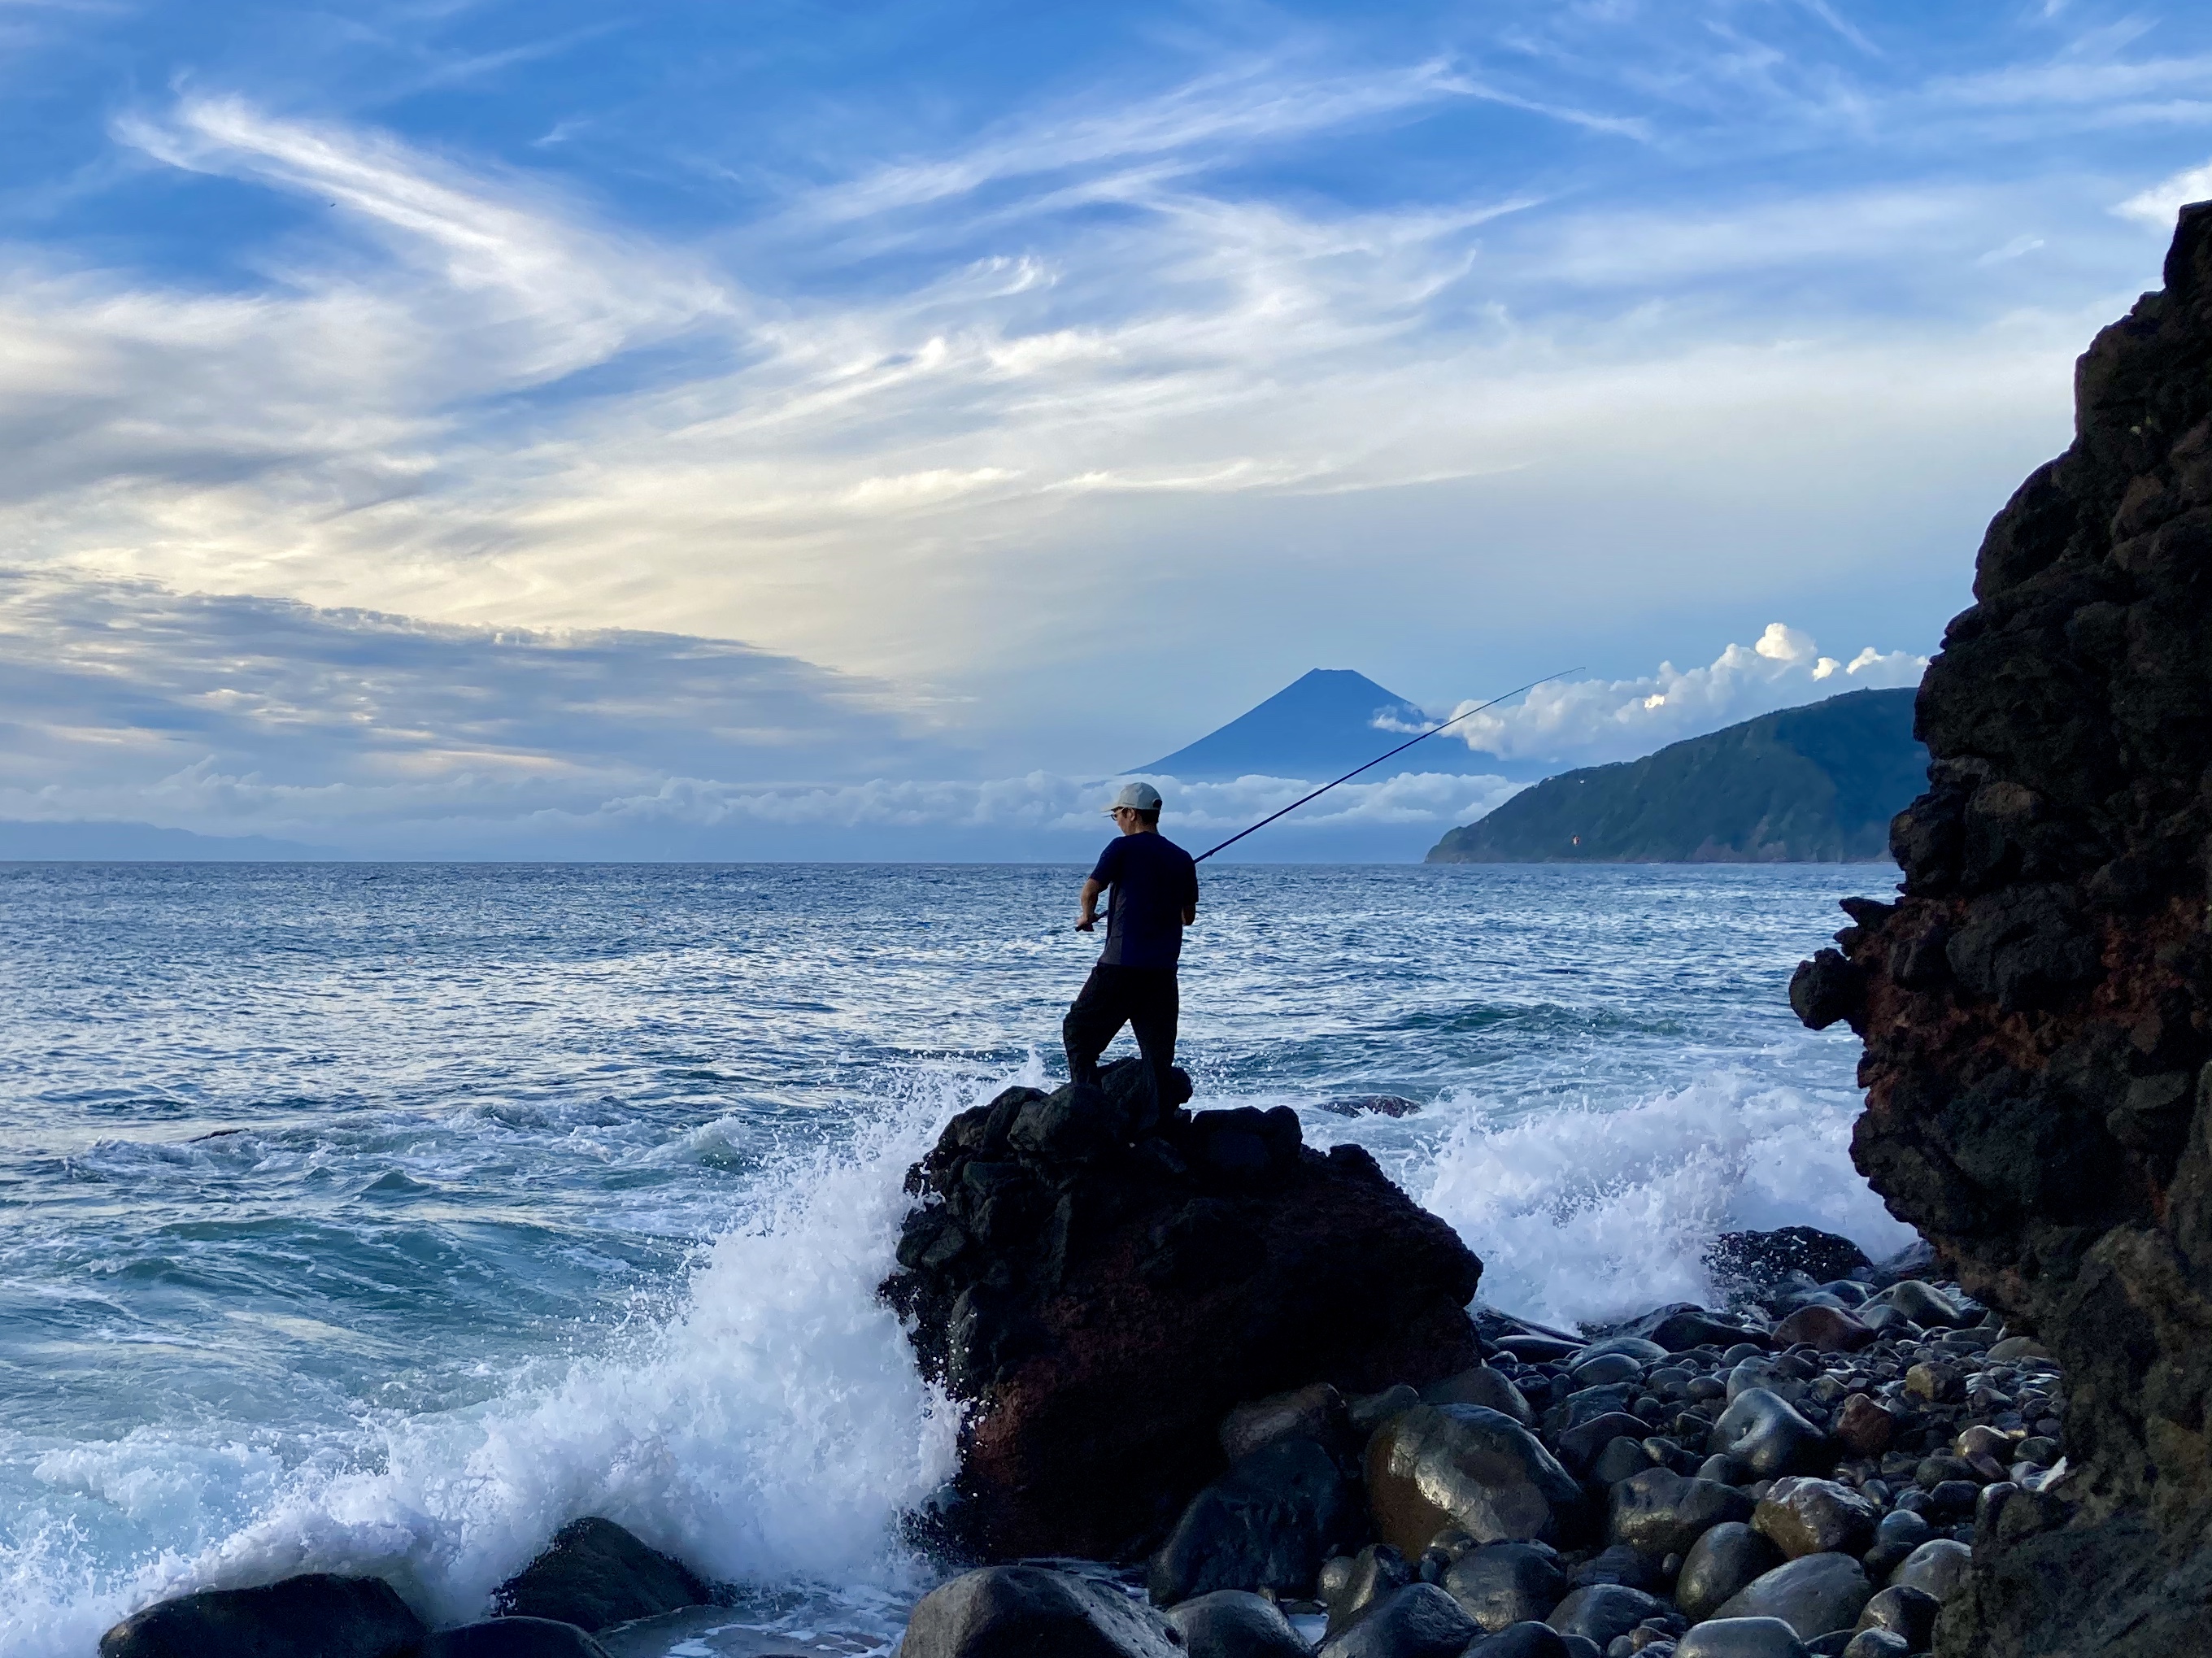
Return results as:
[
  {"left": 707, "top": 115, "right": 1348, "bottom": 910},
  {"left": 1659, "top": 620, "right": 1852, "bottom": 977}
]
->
[{"left": 1104, "top": 780, "right": 1164, "bottom": 815}]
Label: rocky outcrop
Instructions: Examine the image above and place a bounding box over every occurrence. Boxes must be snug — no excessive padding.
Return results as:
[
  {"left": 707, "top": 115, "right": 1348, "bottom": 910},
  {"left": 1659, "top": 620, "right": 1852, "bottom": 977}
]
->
[
  {"left": 97, "top": 1574, "right": 427, "bottom": 1658},
  {"left": 490, "top": 1516, "right": 712, "bottom": 1630},
  {"left": 879, "top": 1059, "right": 1483, "bottom": 1556},
  {"left": 1792, "top": 201, "right": 2212, "bottom": 1655}
]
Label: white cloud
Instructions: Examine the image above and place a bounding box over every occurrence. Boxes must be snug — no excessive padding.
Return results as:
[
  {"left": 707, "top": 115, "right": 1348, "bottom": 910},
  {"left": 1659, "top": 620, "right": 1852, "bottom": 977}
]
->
[
  {"left": 0, "top": 54, "right": 2100, "bottom": 719},
  {"left": 1443, "top": 624, "right": 1926, "bottom": 764},
  {"left": 2116, "top": 156, "right": 2212, "bottom": 227}
]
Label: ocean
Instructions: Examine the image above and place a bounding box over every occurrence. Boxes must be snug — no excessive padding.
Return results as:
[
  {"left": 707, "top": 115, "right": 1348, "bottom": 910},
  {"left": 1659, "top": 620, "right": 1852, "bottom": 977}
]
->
[{"left": 0, "top": 860, "right": 1913, "bottom": 1655}]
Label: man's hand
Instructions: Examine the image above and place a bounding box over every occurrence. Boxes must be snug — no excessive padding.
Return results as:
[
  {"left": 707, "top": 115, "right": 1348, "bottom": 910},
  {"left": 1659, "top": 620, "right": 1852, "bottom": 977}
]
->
[
  {"left": 1077, "top": 875, "right": 1106, "bottom": 931},
  {"left": 1076, "top": 911, "right": 1099, "bottom": 931}
]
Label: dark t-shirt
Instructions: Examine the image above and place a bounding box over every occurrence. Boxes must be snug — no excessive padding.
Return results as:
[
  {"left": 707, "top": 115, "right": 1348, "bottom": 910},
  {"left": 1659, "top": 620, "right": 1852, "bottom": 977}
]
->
[{"left": 1091, "top": 831, "right": 1200, "bottom": 969}]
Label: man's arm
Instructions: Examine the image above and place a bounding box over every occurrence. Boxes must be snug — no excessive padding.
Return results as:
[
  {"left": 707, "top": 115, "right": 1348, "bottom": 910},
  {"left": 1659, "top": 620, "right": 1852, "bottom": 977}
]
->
[
  {"left": 1078, "top": 877, "right": 1106, "bottom": 930},
  {"left": 1182, "top": 862, "right": 1199, "bottom": 927}
]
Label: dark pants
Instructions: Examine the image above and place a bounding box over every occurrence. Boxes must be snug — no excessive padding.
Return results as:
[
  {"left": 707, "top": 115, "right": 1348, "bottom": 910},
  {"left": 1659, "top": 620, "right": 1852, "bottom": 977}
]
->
[{"left": 1063, "top": 963, "right": 1179, "bottom": 1121}]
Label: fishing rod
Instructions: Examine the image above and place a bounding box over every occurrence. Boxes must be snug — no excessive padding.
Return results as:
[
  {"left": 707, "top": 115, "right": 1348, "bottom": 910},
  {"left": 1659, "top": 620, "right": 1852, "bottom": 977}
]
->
[
  {"left": 1068, "top": 669, "right": 1579, "bottom": 933},
  {"left": 1187, "top": 667, "right": 1583, "bottom": 864}
]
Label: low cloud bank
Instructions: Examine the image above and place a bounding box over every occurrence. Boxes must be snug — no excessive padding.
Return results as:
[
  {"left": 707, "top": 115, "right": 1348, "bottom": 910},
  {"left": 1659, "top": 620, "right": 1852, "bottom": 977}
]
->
[
  {"left": 1434, "top": 624, "right": 1926, "bottom": 765},
  {"left": 0, "top": 576, "right": 1918, "bottom": 859}
]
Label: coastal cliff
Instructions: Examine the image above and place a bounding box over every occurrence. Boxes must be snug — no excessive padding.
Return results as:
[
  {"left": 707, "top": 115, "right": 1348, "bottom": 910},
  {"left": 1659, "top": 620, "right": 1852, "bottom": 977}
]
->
[{"left": 1792, "top": 202, "right": 2212, "bottom": 1655}]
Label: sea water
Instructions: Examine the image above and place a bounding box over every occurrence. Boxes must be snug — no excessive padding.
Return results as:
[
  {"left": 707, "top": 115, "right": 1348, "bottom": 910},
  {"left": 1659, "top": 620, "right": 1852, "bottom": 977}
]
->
[{"left": 0, "top": 861, "right": 1912, "bottom": 1654}]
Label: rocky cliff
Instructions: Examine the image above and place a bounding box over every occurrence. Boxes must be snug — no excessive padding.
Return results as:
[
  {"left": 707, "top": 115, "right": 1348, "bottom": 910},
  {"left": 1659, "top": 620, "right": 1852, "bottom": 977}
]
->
[{"left": 1792, "top": 202, "right": 2212, "bottom": 1656}]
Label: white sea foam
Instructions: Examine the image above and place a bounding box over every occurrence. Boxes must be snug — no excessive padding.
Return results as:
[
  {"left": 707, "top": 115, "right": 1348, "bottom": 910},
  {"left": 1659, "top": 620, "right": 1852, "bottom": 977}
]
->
[
  {"left": 1, "top": 1070, "right": 985, "bottom": 1658},
  {"left": 1415, "top": 1071, "right": 1916, "bottom": 1332},
  {"left": 4, "top": 1060, "right": 1905, "bottom": 1656}
]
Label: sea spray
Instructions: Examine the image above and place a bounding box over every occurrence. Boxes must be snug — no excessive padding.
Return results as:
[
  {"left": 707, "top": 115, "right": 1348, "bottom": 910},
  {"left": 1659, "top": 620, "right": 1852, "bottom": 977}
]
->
[
  {"left": 2, "top": 1065, "right": 986, "bottom": 1658},
  {"left": 1413, "top": 1071, "right": 1917, "bottom": 1330}
]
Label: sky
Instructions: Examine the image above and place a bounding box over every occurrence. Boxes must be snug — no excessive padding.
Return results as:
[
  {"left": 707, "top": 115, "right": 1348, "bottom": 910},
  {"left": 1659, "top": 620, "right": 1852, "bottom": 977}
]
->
[{"left": 2, "top": 0, "right": 2210, "bottom": 858}]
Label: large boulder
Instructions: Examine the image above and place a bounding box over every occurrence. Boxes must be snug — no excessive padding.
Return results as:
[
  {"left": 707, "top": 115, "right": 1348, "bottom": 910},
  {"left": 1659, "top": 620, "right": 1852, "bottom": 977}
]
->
[
  {"left": 1713, "top": 1554, "right": 1873, "bottom": 1642},
  {"left": 1607, "top": 1468, "right": 1755, "bottom": 1558},
  {"left": 99, "top": 1574, "right": 425, "bottom": 1658},
  {"left": 1442, "top": 1542, "right": 1569, "bottom": 1634},
  {"left": 1317, "top": 1583, "right": 1479, "bottom": 1658},
  {"left": 1749, "top": 1477, "right": 1879, "bottom": 1560},
  {"left": 884, "top": 1073, "right": 1482, "bottom": 1556},
  {"left": 1163, "top": 1591, "right": 1311, "bottom": 1658},
  {"left": 902, "top": 1565, "right": 1183, "bottom": 1658},
  {"left": 1147, "top": 1437, "right": 1353, "bottom": 1604},
  {"left": 1793, "top": 199, "right": 2212, "bottom": 1654},
  {"left": 1364, "top": 1404, "right": 1584, "bottom": 1556},
  {"left": 1678, "top": 1523, "right": 1785, "bottom": 1622},
  {"left": 1707, "top": 1390, "right": 1830, "bottom": 1481},
  {"left": 491, "top": 1517, "right": 712, "bottom": 1630},
  {"left": 1545, "top": 1583, "right": 1665, "bottom": 1647}
]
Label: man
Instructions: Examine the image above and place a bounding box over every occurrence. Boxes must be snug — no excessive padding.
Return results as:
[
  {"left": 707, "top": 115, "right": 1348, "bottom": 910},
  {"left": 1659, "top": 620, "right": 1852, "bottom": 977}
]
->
[{"left": 1065, "top": 781, "right": 1200, "bottom": 1127}]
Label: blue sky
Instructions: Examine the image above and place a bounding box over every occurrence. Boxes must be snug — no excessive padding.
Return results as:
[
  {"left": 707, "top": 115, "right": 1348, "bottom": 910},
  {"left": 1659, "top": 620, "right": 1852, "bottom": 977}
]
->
[{"left": 2, "top": 1, "right": 2210, "bottom": 855}]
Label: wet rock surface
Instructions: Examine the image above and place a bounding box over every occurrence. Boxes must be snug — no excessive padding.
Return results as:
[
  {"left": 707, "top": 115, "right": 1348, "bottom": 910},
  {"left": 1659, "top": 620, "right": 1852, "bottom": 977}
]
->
[
  {"left": 882, "top": 1062, "right": 1483, "bottom": 1556},
  {"left": 1713, "top": 1554, "right": 1873, "bottom": 1641},
  {"left": 1164, "top": 1590, "right": 1313, "bottom": 1658},
  {"left": 1444, "top": 1542, "right": 1570, "bottom": 1632},
  {"left": 1149, "top": 1437, "right": 1355, "bottom": 1604},
  {"left": 97, "top": 1573, "right": 427, "bottom": 1658},
  {"left": 1673, "top": 1618, "right": 1809, "bottom": 1658},
  {"left": 1317, "top": 1582, "right": 1479, "bottom": 1658},
  {"left": 1365, "top": 1404, "right": 1584, "bottom": 1554},
  {"left": 904, "top": 1564, "right": 1185, "bottom": 1658},
  {"left": 492, "top": 1517, "right": 714, "bottom": 1631}
]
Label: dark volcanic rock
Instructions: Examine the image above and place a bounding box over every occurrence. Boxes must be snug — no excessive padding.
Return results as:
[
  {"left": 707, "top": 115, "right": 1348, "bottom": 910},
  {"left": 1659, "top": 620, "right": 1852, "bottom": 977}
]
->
[
  {"left": 1623, "top": 1306, "right": 1771, "bottom": 1352},
  {"left": 1421, "top": 1364, "right": 1535, "bottom": 1424},
  {"left": 1853, "top": 1584, "right": 1940, "bottom": 1650},
  {"left": 1164, "top": 1590, "right": 1311, "bottom": 1658},
  {"left": 1443, "top": 1541, "right": 1570, "bottom": 1633},
  {"left": 98, "top": 1573, "right": 426, "bottom": 1658},
  {"left": 1607, "top": 1467, "right": 1755, "bottom": 1557},
  {"left": 1792, "top": 202, "right": 2212, "bottom": 1653},
  {"left": 492, "top": 1517, "right": 712, "bottom": 1631},
  {"left": 1220, "top": 1382, "right": 1348, "bottom": 1462},
  {"left": 1751, "top": 1477, "right": 1881, "bottom": 1560},
  {"left": 1677, "top": 1522, "right": 1787, "bottom": 1622},
  {"left": 1714, "top": 1554, "right": 1874, "bottom": 1641},
  {"left": 885, "top": 1072, "right": 1483, "bottom": 1556},
  {"left": 1320, "top": 1095, "right": 1422, "bottom": 1117},
  {"left": 1707, "top": 1229, "right": 1873, "bottom": 1297},
  {"left": 1674, "top": 1619, "right": 1809, "bottom": 1658},
  {"left": 1321, "top": 1543, "right": 1413, "bottom": 1638},
  {"left": 1465, "top": 1625, "right": 1574, "bottom": 1658},
  {"left": 902, "top": 1564, "right": 1182, "bottom": 1658},
  {"left": 1317, "top": 1582, "right": 1480, "bottom": 1658},
  {"left": 1709, "top": 1390, "right": 1832, "bottom": 1480},
  {"left": 1365, "top": 1404, "right": 1585, "bottom": 1555},
  {"left": 1147, "top": 1437, "right": 1352, "bottom": 1604},
  {"left": 1545, "top": 1583, "right": 1665, "bottom": 1647}
]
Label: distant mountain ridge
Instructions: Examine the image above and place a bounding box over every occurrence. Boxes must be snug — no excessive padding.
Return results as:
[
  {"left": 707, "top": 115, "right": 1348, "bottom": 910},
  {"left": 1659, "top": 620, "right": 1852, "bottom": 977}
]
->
[
  {"left": 0, "top": 820, "right": 325, "bottom": 860},
  {"left": 1134, "top": 668, "right": 1501, "bottom": 781},
  {"left": 1425, "top": 686, "right": 1924, "bottom": 864}
]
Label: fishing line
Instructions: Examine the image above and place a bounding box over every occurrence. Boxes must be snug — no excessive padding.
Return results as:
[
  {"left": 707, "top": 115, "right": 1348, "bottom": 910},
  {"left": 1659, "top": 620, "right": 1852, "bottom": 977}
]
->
[
  {"left": 1187, "top": 668, "right": 1583, "bottom": 864},
  {"left": 1067, "top": 668, "right": 1580, "bottom": 933}
]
